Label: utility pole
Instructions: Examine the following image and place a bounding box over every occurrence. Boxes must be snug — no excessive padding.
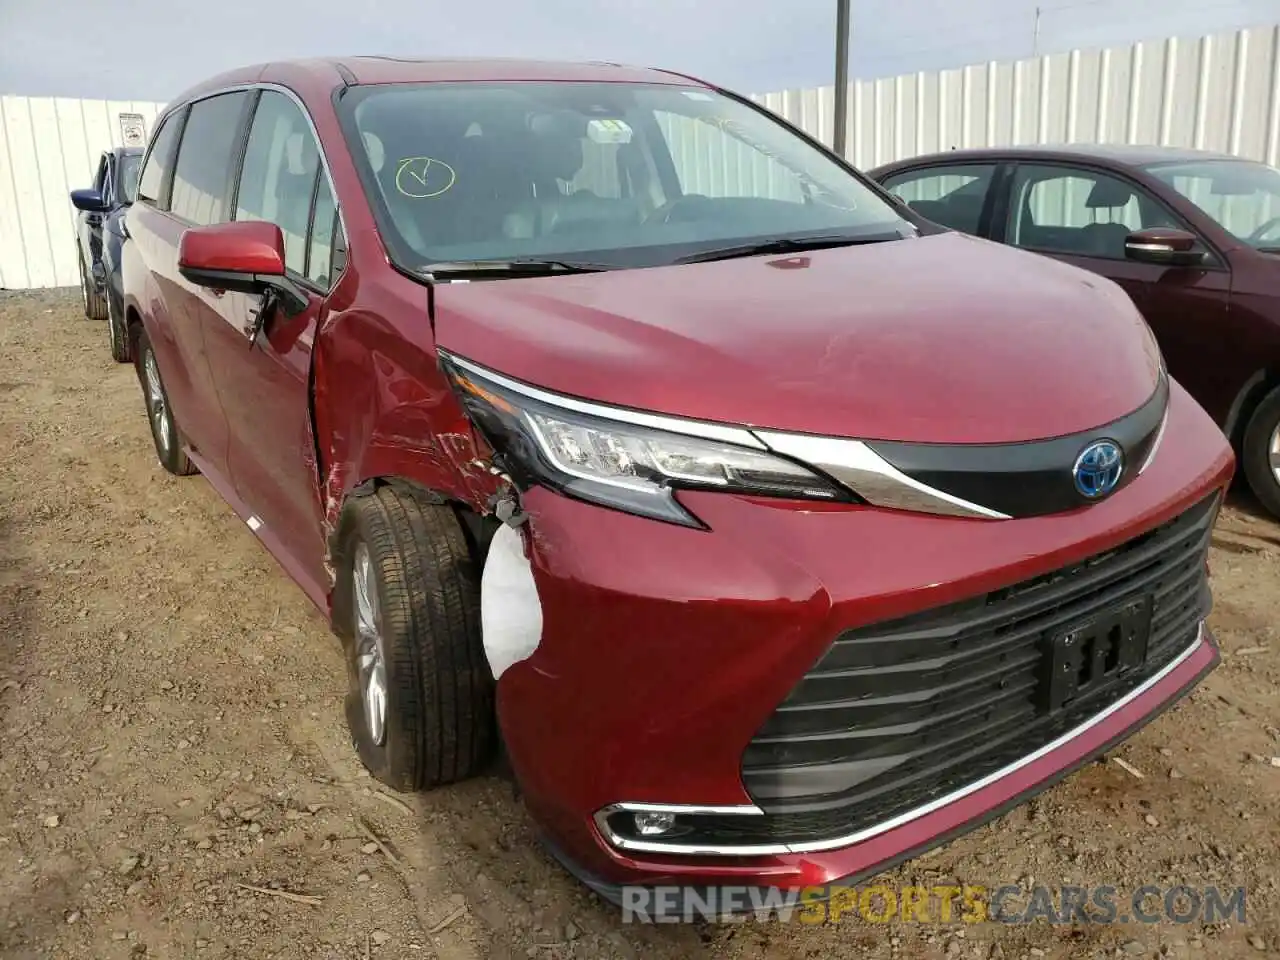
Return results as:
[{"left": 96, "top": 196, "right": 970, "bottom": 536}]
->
[{"left": 833, "top": 0, "right": 851, "bottom": 158}]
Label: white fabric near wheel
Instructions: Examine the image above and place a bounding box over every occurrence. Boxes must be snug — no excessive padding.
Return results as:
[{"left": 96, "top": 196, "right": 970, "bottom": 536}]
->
[{"left": 480, "top": 523, "right": 543, "bottom": 680}]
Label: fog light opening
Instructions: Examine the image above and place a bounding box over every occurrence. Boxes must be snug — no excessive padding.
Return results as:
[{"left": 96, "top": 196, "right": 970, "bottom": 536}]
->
[{"left": 633, "top": 811, "right": 677, "bottom": 836}]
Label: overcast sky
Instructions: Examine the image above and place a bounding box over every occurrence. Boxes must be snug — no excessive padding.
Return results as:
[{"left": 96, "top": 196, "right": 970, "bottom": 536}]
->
[{"left": 0, "top": 0, "right": 1275, "bottom": 102}]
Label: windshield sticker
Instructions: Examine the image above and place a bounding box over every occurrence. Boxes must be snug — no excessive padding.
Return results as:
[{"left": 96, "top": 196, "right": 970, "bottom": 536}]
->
[
  {"left": 681, "top": 91, "right": 715, "bottom": 102},
  {"left": 395, "top": 157, "right": 457, "bottom": 198},
  {"left": 586, "top": 118, "right": 633, "bottom": 144}
]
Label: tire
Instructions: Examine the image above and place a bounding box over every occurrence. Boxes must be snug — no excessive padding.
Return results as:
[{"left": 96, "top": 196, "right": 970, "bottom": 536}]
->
[
  {"left": 1242, "top": 386, "right": 1280, "bottom": 520},
  {"left": 79, "top": 252, "right": 108, "bottom": 321},
  {"left": 106, "top": 290, "right": 130, "bottom": 363},
  {"left": 133, "top": 326, "right": 197, "bottom": 476},
  {"left": 333, "top": 487, "right": 494, "bottom": 792}
]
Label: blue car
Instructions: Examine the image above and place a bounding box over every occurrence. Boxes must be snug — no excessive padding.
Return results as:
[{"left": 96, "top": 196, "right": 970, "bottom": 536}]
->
[{"left": 70, "top": 147, "right": 142, "bottom": 362}]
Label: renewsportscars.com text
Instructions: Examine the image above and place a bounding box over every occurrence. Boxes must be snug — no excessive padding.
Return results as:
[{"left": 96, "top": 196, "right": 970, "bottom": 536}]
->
[{"left": 620, "top": 883, "right": 1247, "bottom": 925}]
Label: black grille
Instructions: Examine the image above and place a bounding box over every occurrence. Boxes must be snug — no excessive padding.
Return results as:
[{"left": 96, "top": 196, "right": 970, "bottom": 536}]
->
[{"left": 705, "top": 495, "right": 1216, "bottom": 848}]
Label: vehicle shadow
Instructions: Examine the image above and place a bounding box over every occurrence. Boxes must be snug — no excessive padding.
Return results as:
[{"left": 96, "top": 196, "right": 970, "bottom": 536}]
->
[
  {"left": 418, "top": 762, "right": 732, "bottom": 958},
  {"left": 1214, "top": 475, "right": 1280, "bottom": 547}
]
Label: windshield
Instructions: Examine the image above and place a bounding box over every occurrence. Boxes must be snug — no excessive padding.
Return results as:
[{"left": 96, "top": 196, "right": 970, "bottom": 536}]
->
[
  {"left": 119, "top": 154, "right": 142, "bottom": 203},
  {"left": 1144, "top": 158, "right": 1280, "bottom": 249},
  {"left": 337, "top": 81, "right": 910, "bottom": 271}
]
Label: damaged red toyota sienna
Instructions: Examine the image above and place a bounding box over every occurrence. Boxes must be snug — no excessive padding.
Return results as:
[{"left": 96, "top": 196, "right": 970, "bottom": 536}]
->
[{"left": 122, "top": 57, "right": 1233, "bottom": 904}]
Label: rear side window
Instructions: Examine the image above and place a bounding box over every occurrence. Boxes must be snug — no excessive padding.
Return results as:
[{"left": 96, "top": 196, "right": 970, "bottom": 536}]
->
[
  {"left": 170, "top": 92, "right": 250, "bottom": 226},
  {"left": 881, "top": 164, "right": 996, "bottom": 235},
  {"left": 137, "top": 112, "right": 181, "bottom": 205},
  {"left": 235, "top": 91, "right": 321, "bottom": 275}
]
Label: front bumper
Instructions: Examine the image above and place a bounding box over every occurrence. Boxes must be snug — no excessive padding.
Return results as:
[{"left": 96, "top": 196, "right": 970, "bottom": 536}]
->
[
  {"left": 495, "top": 381, "right": 1232, "bottom": 891},
  {"left": 550, "top": 628, "right": 1217, "bottom": 906}
]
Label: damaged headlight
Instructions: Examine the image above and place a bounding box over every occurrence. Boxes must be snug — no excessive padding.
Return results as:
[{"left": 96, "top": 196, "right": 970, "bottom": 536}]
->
[{"left": 441, "top": 352, "right": 851, "bottom": 527}]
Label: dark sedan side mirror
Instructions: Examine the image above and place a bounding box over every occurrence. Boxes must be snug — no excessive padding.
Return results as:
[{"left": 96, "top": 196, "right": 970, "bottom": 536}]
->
[
  {"left": 178, "top": 221, "right": 308, "bottom": 330},
  {"left": 1124, "top": 227, "right": 1206, "bottom": 267},
  {"left": 70, "top": 188, "right": 110, "bottom": 213}
]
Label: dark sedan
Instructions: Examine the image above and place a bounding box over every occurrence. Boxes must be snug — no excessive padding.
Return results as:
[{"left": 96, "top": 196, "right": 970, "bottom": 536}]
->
[
  {"left": 70, "top": 147, "right": 142, "bottom": 362},
  {"left": 870, "top": 145, "right": 1280, "bottom": 517}
]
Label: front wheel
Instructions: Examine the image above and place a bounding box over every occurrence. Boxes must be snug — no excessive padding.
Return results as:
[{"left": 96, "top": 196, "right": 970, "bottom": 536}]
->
[
  {"left": 78, "top": 252, "right": 108, "bottom": 321},
  {"left": 334, "top": 487, "right": 495, "bottom": 792},
  {"left": 1241, "top": 386, "right": 1280, "bottom": 519}
]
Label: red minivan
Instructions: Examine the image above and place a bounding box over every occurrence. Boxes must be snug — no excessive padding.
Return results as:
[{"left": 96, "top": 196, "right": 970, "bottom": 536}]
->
[{"left": 122, "top": 57, "right": 1232, "bottom": 906}]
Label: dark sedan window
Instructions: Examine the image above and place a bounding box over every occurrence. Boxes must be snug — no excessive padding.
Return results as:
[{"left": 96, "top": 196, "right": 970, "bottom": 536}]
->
[
  {"left": 92, "top": 156, "right": 109, "bottom": 195},
  {"left": 119, "top": 155, "right": 142, "bottom": 204},
  {"left": 1006, "top": 165, "right": 1180, "bottom": 260},
  {"left": 880, "top": 164, "right": 996, "bottom": 235},
  {"left": 1145, "top": 159, "right": 1280, "bottom": 250}
]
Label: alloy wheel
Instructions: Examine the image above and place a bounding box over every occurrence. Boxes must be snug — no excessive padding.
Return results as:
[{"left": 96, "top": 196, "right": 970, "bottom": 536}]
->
[
  {"left": 352, "top": 543, "right": 388, "bottom": 747},
  {"left": 143, "top": 349, "right": 171, "bottom": 454},
  {"left": 1270, "top": 423, "right": 1280, "bottom": 487}
]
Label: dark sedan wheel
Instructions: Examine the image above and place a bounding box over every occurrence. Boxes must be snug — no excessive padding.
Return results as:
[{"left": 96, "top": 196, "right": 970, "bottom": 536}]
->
[
  {"left": 133, "top": 327, "right": 197, "bottom": 476},
  {"left": 78, "top": 252, "right": 108, "bottom": 321},
  {"left": 333, "top": 486, "right": 495, "bottom": 792},
  {"left": 106, "top": 292, "right": 130, "bottom": 363},
  {"left": 1242, "top": 386, "right": 1280, "bottom": 519}
]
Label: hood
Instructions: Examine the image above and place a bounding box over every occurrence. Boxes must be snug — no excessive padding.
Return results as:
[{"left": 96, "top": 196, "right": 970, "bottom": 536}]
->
[{"left": 432, "top": 231, "right": 1163, "bottom": 444}]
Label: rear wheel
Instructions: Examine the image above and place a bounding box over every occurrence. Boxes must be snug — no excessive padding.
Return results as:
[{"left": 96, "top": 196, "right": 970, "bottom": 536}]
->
[
  {"left": 78, "top": 252, "right": 108, "bottom": 321},
  {"left": 334, "top": 487, "right": 495, "bottom": 792},
  {"left": 1242, "top": 386, "right": 1280, "bottom": 519},
  {"left": 134, "top": 327, "right": 196, "bottom": 476}
]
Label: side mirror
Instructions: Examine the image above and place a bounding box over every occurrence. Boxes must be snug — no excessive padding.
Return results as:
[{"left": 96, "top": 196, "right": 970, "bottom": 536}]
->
[
  {"left": 178, "top": 221, "right": 308, "bottom": 325},
  {"left": 70, "top": 188, "right": 110, "bottom": 213},
  {"left": 1124, "top": 227, "right": 1206, "bottom": 267}
]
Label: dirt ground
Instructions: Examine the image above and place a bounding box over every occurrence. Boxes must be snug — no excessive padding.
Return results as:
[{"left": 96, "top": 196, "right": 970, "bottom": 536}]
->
[{"left": 0, "top": 288, "right": 1277, "bottom": 960}]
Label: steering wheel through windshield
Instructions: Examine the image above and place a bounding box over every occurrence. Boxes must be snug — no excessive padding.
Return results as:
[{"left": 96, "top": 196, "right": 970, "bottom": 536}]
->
[{"left": 1248, "top": 215, "right": 1280, "bottom": 244}]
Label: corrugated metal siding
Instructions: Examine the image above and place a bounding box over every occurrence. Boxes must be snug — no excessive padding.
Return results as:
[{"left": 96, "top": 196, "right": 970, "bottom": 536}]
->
[
  {"left": 0, "top": 98, "right": 164, "bottom": 289},
  {"left": 753, "top": 24, "right": 1280, "bottom": 169},
  {"left": 1, "top": 23, "right": 1278, "bottom": 289}
]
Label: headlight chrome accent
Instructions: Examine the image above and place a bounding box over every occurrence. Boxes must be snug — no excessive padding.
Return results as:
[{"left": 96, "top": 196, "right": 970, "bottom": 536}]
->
[{"left": 752, "top": 431, "right": 1011, "bottom": 520}]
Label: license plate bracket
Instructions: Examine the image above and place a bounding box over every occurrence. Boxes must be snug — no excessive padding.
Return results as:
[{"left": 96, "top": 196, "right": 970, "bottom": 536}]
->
[{"left": 1042, "top": 596, "right": 1153, "bottom": 712}]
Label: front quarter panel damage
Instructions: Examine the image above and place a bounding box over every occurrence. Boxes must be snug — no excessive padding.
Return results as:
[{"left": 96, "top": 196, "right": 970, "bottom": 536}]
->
[{"left": 311, "top": 298, "right": 501, "bottom": 594}]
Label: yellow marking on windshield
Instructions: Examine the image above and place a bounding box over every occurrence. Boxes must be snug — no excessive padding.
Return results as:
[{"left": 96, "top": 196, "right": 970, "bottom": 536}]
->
[{"left": 395, "top": 157, "right": 457, "bottom": 198}]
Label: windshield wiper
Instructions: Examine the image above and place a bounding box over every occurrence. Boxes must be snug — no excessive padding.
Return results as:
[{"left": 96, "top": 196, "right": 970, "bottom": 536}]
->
[
  {"left": 672, "top": 231, "right": 905, "bottom": 265},
  {"left": 1258, "top": 245, "right": 1280, "bottom": 254},
  {"left": 420, "top": 258, "right": 613, "bottom": 280}
]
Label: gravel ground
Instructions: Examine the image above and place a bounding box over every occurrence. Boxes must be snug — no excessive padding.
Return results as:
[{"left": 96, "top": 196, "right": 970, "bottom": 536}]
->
[{"left": 1, "top": 288, "right": 1277, "bottom": 960}]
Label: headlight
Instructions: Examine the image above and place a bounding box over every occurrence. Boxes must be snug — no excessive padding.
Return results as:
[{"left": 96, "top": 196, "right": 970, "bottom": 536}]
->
[{"left": 441, "top": 353, "right": 852, "bottom": 527}]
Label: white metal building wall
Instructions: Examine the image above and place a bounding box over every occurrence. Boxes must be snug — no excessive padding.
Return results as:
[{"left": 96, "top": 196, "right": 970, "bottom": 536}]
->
[
  {"left": 0, "top": 98, "right": 165, "bottom": 289},
  {"left": 1, "top": 22, "right": 1278, "bottom": 290}
]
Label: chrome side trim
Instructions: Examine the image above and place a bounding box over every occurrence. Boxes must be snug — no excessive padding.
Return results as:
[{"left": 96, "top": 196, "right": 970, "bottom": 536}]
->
[
  {"left": 754, "top": 430, "right": 1011, "bottom": 520},
  {"left": 441, "top": 352, "right": 769, "bottom": 449},
  {"left": 1137, "top": 408, "right": 1168, "bottom": 476},
  {"left": 594, "top": 623, "right": 1205, "bottom": 857}
]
